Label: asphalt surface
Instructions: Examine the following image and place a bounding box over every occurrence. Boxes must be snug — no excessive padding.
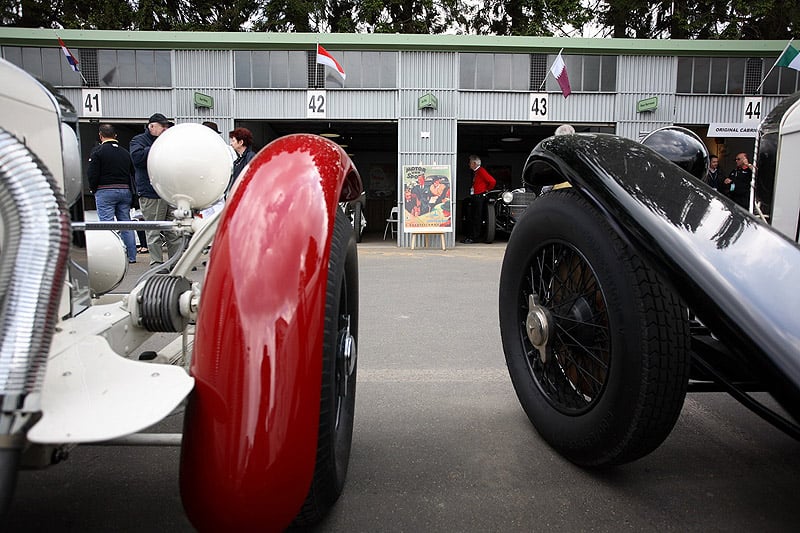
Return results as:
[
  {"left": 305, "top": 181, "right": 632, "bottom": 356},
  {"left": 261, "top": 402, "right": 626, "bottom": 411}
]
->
[{"left": 5, "top": 235, "right": 800, "bottom": 532}]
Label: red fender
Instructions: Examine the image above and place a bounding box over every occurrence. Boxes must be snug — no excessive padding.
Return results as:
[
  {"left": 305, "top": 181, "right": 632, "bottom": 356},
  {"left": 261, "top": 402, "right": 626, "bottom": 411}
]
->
[{"left": 180, "top": 134, "right": 361, "bottom": 531}]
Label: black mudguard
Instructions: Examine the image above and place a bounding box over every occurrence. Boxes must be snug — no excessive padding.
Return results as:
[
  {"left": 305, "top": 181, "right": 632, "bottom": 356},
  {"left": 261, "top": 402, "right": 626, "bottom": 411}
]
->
[{"left": 521, "top": 133, "right": 800, "bottom": 418}]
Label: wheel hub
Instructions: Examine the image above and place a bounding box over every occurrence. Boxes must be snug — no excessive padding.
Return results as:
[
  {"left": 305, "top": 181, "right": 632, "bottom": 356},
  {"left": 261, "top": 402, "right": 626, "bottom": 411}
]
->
[
  {"left": 526, "top": 293, "right": 553, "bottom": 363},
  {"left": 337, "top": 315, "right": 357, "bottom": 396}
]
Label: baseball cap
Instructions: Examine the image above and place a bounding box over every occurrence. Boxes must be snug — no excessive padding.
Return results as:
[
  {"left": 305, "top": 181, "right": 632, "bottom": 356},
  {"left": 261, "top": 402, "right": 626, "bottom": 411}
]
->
[{"left": 148, "top": 113, "right": 171, "bottom": 125}]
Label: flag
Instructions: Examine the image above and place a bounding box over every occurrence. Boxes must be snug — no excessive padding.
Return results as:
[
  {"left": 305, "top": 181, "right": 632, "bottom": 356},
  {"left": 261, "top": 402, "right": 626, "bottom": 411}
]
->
[
  {"left": 58, "top": 37, "right": 80, "bottom": 72},
  {"left": 316, "top": 44, "right": 346, "bottom": 81},
  {"left": 550, "top": 51, "right": 571, "bottom": 99},
  {"left": 776, "top": 43, "right": 800, "bottom": 71}
]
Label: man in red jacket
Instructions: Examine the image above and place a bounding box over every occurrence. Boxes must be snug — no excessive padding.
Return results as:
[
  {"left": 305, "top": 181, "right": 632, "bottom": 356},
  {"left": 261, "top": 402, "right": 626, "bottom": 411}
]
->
[{"left": 461, "top": 155, "right": 497, "bottom": 244}]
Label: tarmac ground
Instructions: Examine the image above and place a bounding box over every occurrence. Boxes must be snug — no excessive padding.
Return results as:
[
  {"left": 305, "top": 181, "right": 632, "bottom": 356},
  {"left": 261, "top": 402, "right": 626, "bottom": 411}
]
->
[{"left": 4, "top": 232, "right": 800, "bottom": 531}]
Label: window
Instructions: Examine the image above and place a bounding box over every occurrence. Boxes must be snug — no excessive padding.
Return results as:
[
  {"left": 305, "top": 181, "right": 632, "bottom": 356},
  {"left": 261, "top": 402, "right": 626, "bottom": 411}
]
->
[
  {"left": 675, "top": 56, "right": 796, "bottom": 95},
  {"left": 97, "top": 49, "right": 171, "bottom": 87},
  {"left": 459, "top": 53, "right": 530, "bottom": 91},
  {"left": 542, "top": 54, "right": 617, "bottom": 93},
  {"left": 234, "top": 50, "right": 308, "bottom": 89},
  {"left": 758, "top": 56, "right": 800, "bottom": 95},
  {"left": 2, "top": 46, "right": 83, "bottom": 87},
  {"left": 309, "top": 51, "right": 397, "bottom": 89}
]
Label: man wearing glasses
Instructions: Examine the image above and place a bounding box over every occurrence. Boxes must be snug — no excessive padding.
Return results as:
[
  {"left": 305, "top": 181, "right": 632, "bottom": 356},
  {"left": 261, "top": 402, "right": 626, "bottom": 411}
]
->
[{"left": 724, "top": 152, "right": 753, "bottom": 210}]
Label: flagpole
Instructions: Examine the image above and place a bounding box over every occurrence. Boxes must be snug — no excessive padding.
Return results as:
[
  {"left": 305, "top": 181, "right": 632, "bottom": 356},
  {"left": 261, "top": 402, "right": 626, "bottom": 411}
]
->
[
  {"left": 756, "top": 39, "right": 793, "bottom": 93},
  {"left": 539, "top": 48, "right": 563, "bottom": 91}
]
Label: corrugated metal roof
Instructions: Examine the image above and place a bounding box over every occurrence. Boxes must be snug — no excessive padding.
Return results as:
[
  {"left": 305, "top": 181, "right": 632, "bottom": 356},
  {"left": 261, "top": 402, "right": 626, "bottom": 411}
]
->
[{"left": 0, "top": 28, "right": 789, "bottom": 56}]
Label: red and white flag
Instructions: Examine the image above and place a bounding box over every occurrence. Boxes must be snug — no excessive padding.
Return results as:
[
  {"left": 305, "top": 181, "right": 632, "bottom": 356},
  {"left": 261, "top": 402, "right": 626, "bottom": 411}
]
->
[
  {"left": 58, "top": 37, "right": 80, "bottom": 73},
  {"left": 550, "top": 51, "right": 571, "bottom": 99},
  {"left": 316, "top": 44, "right": 346, "bottom": 81}
]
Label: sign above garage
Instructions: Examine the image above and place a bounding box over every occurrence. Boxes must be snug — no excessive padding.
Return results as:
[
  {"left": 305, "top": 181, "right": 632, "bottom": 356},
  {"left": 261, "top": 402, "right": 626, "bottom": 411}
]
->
[{"left": 707, "top": 123, "right": 758, "bottom": 138}]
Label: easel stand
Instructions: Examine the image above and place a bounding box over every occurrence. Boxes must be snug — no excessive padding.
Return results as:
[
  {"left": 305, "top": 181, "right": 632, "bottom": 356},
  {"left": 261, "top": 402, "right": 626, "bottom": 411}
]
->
[{"left": 409, "top": 232, "right": 446, "bottom": 250}]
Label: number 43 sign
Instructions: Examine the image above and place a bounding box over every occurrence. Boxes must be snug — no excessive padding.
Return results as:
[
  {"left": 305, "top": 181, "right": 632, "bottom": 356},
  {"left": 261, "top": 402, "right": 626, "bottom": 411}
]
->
[{"left": 529, "top": 93, "right": 549, "bottom": 121}]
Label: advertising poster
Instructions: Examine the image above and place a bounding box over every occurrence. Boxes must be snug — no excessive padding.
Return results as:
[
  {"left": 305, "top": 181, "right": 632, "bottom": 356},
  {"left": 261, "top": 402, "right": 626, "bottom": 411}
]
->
[{"left": 401, "top": 165, "right": 453, "bottom": 233}]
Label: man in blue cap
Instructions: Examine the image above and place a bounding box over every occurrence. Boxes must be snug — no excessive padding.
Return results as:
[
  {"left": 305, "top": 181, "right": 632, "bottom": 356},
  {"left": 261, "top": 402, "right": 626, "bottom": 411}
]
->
[{"left": 129, "top": 113, "right": 182, "bottom": 268}]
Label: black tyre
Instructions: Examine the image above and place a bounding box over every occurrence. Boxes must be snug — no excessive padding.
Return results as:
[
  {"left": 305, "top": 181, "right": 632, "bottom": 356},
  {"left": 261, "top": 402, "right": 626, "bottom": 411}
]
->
[
  {"left": 484, "top": 202, "right": 496, "bottom": 244},
  {"left": 499, "top": 189, "right": 690, "bottom": 467},
  {"left": 352, "top": 201, "right": 363, "bottom": 243},
  {"left": 293, "top": 210, "right": 358, "bottom": 525}
]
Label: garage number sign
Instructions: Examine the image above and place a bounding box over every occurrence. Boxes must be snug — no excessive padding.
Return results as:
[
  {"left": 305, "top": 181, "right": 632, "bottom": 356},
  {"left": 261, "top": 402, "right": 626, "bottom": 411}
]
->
[
  {"left": 82, "top": 89, "right": 102, "bottom": 117},
  {"left": 742, "top": 97, "right": 762, "bottom": 124},
  {"left": 529, "top": 93, "right": 549, "bottom": 120},
  {"left": 307, "top": 90, "right": 326, "bottom": 118}
]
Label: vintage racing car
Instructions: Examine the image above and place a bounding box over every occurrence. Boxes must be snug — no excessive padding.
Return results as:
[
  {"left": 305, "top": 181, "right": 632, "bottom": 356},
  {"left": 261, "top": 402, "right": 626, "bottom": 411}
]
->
[
  {"left": 461, "top": 187, "right": 537, "bottom": 244},
  {"left": 0, "top": 58, "right": 361, "bottom": 530},
  {"left": 499, "top": 95, "right": 800, "bottom": 467}
]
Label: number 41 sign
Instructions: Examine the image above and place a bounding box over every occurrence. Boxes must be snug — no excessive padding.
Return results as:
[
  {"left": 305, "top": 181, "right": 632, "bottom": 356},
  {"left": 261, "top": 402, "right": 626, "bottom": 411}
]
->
[{"left": 82, "top": 89, "right": 102, "bottom": 117}]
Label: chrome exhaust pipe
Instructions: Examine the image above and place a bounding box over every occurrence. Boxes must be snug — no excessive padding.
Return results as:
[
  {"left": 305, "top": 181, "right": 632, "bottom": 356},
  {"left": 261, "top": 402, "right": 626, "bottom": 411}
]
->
[{"left": 0, "top": 128, "right": 71, "bottom": 512}]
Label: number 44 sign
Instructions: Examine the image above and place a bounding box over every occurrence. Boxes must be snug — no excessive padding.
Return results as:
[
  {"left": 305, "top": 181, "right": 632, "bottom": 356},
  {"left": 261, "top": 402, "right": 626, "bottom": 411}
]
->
[
  {"left": 742, "top": 96, "right": 762, "bottom": 124},
  {"left": 529, "top": 93, "right": 549, "bottom": 121},
  {"left": 82, "top": 89, "right": 102, "bottom": 117}
]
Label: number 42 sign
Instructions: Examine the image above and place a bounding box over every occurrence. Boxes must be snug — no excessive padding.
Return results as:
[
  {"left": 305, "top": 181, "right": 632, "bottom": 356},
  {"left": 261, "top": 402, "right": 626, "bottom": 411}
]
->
[{"left": 307, "top": 90, "right": 326, "bottom": 118}]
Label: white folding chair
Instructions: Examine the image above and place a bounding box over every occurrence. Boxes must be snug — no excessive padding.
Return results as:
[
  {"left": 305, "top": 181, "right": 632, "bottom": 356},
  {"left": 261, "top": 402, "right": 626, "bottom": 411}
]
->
[{"left": 384, "top": 206, "right": 399, "bottom": 240}]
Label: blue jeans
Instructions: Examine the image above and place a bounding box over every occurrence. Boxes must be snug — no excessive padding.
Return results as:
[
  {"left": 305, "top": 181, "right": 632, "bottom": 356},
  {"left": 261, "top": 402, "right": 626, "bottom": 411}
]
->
[{"left": 95, "top": 188, "right": 136, "bottom": 262}]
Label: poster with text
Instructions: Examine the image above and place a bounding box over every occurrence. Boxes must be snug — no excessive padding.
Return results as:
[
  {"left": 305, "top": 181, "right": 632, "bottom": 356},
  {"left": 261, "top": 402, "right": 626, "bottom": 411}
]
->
[{"left": 402, "top": 165, "right": 453, "bottom": 233}]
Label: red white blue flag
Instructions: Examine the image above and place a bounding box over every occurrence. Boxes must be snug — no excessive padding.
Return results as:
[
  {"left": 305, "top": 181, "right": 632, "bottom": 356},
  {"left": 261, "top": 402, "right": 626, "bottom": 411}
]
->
[
  {"left": 316, "top": 44, "right": 346, "bottom": 81},
  {"left": 58, "top": 37, "right": 80, "bottom": 72}
]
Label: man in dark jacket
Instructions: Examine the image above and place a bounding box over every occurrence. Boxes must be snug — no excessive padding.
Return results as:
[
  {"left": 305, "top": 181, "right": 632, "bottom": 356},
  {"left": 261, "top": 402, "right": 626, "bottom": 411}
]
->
[
  {"left": 87, "top": 123, "right": 137, "bottom": 263},
  {"left": 724, "top": 152, "right": 754, "bottom": 210},
  {"left": 705, "top": 155, "right": 723, "bottom": 191},
  {"left": 130, "top": 113, "right": 183, "bottom": 267}
]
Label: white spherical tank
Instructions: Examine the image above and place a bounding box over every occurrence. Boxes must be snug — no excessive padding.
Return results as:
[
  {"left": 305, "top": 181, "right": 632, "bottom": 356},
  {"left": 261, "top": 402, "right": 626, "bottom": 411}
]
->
[
  {"left": 86, "top": 230, "right": 128, "bottom": 296},
  {"left": 147, "top": 123, "right": 233, "bottom": 210}
]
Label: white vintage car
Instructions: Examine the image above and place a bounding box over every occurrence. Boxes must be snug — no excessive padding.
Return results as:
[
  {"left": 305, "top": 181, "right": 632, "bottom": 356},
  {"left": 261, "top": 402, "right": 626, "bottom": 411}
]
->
[{"left": 0, "top": 58, "right": 362, "bottom": 530}]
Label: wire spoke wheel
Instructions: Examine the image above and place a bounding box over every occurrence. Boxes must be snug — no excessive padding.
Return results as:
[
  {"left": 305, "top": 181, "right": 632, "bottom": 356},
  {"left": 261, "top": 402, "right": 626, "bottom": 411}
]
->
[
  {"left": 500, "top": 189, "right": 690, "bottom": 466},
  {"left": 521, "top": 242, "right": 610, "bottom": 414}
]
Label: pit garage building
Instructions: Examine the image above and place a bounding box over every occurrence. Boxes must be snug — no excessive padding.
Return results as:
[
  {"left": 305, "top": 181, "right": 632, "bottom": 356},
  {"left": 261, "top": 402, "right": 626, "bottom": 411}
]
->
[{"left": 0, "top": 29, "right": 795, "bottom": 247}]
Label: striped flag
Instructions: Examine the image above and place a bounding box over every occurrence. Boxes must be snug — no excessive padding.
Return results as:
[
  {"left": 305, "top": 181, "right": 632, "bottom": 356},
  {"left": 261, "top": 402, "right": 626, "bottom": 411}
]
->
[
  {"left": 316, "top": 44, "right": 346, "bottom": 81},
  {"left": 550, "top": 51, "right": 571, "bottom": 99},
  {"left": 58, "top": 37, "right": 80, "bottom": 72},
  {"left": 777, "top": 42, "right": 800, "bottom": 71}
]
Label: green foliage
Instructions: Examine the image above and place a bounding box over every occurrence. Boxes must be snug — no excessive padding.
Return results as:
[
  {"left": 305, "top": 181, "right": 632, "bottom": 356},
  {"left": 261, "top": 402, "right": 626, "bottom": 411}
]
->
[
  {"left": 1, "top": 0, "right": 797, "bottom": 38},
  {"left": 468, "top": 0, "right": 592, "bottom": 37}
]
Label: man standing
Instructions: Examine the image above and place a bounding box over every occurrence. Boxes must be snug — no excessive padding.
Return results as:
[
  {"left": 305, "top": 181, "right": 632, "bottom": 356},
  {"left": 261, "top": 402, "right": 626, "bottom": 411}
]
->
[
  {"left": 87, "top": 123, "right": 136, "bottom": 263},
  {"left": 724, "top": 152, "right": 753, "bottom": 210},
  {"left": 130, "top": 113, "right": 182, "bottom": 268},
  {"left": 461, "top": 155, "right": 496, "bottom": 244},
  {"left": 705, "top": 154, "right": 722, "bottom": 191}
]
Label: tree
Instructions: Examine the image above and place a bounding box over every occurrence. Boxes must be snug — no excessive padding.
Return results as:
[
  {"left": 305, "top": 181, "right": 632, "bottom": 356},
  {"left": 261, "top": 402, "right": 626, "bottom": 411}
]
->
[
  {"left": 360, "top": 0, "right": 457, "bottom": 34},
  {"left": 596, "top": 0, "right": 800, "bottom": 39},
  {"left": 467, "top": 0, "right": 592, "bottom": 36},
  {"left": 722, "top": 0, "right": 800, "bottom": 39}
]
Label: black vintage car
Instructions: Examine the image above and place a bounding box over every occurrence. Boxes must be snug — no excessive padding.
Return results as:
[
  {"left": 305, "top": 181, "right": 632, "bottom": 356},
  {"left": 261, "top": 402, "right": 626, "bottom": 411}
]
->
[
  {"left": 499, "top": 99, "right": 800, "bottom": 467},
  {"left": 464, "top": 188, "right": 537, "bottom": 243}
]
